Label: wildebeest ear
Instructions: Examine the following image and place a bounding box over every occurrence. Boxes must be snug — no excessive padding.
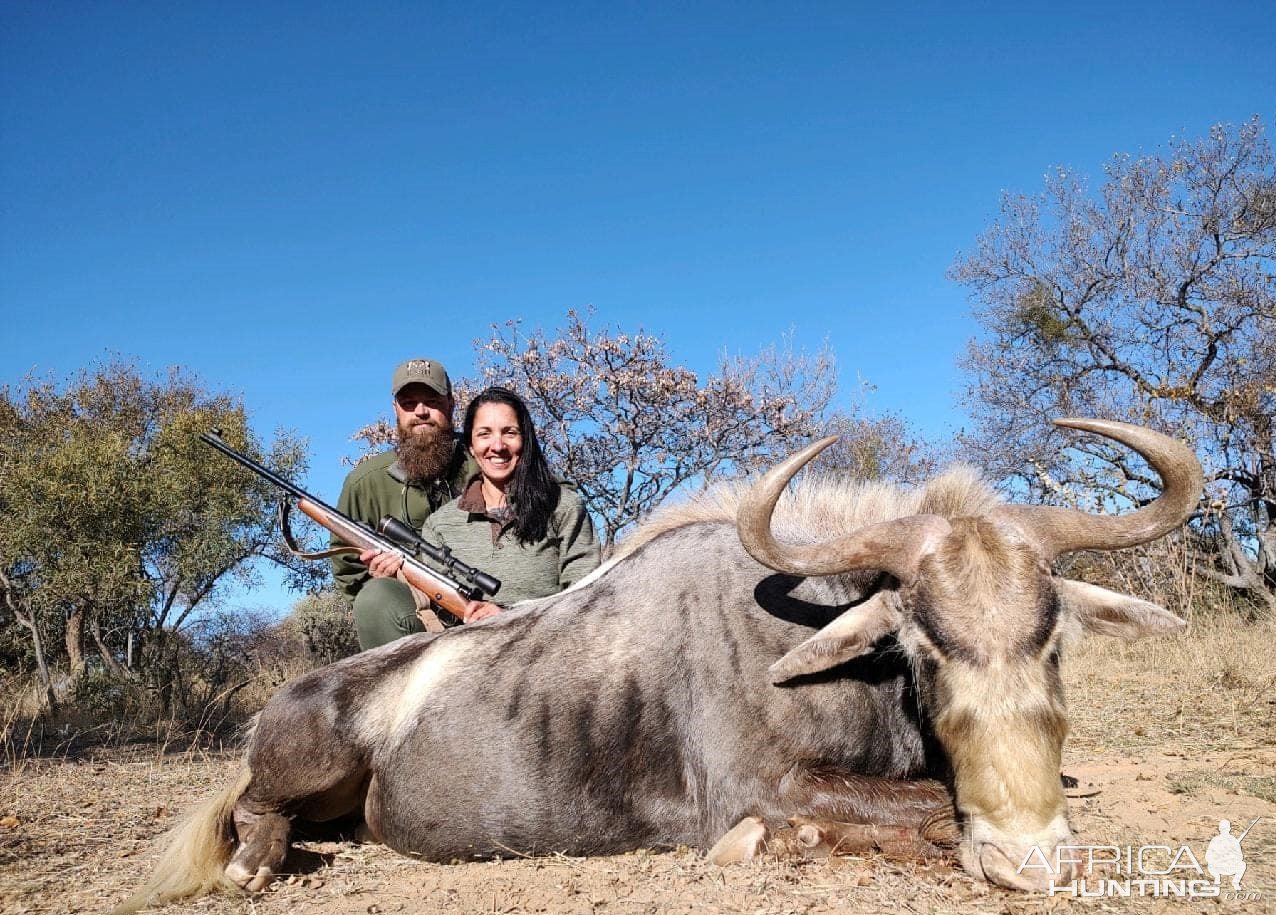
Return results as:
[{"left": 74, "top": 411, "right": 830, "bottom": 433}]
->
[
  {"left": 769, "top": 592, "right": 897, "bottom": 684},
  {"left": 1055, "top": 578, "right": 1187, "bottom": 639}
]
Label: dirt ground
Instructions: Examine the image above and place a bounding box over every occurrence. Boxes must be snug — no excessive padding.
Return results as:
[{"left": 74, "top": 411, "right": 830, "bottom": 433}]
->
[{"left": 3, "top": 616, "right": 1274, "bottom": 915}]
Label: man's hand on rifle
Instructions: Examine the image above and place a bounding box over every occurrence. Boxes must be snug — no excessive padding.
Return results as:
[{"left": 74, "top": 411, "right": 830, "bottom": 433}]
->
[{"left": 360, "top": 548, "right": 405, "bottom": 580}]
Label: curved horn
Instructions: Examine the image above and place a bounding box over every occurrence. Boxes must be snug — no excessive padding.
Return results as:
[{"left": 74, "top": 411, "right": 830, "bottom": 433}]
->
[
  {"left": 999, "top": 418, "right": 1204, "bottom": 561},
  {"left": 737, "top": 437, "right": 948, "bottom": 583}
]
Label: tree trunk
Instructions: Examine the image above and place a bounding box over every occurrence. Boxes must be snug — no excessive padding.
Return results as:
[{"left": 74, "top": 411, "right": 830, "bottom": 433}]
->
[
  {"left": 1218, "top": 514, "right": 1276, "bottom": 619},
  {"left": 0, "top": 571, "right": 58, "bottom": 712},
  {"left": 65, "top": 605, "right": 86, "bottom": 682},
  {"left": 90, "top": 617, "right": 137, "bottom": 681},
  {"left": 15, "top": 613, "right": 57, "bottom": 712}
]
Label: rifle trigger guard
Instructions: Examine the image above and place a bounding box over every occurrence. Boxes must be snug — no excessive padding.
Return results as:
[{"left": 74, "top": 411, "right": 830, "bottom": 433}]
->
[{"left": 279, "top": 500, "right": 361, "bottom": 561}]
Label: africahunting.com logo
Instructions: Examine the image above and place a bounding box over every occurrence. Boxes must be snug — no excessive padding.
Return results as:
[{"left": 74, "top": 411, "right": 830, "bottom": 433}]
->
[{"left": 1019, "top": 817, "right": 1263, "bottom": 901}]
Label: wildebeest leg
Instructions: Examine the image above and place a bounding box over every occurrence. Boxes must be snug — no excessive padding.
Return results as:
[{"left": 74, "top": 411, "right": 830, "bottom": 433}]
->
[
  {"left": 784, "top": 770, "right": 957, "bottom": 840},
  {"left": 764, "top": 815, "right": 957, "bottom": 861},
  {"left": 226, "top": 803, "right": 290, "bottom": 892},
  {"left": 708, "top": 774, "right": 957, "bottom": 865},
  {"left": 224, "top": 703, "right": 372, "bottom": 890},
  {"left": 225, "top": 763, "right": 369, "bottom": 890}
]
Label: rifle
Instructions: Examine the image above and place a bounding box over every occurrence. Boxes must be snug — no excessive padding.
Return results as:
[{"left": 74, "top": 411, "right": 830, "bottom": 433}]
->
[{"left": 200, "top": 430, "right": 500, "bottom": 624}]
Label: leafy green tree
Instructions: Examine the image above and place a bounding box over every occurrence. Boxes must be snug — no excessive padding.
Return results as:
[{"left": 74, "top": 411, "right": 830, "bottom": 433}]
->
[
  {"left": 0, "top": 361, "right": 317, "bottom": 710},
  {"left": 952, "top": 117, "right": 1276, "bottom": 615}
]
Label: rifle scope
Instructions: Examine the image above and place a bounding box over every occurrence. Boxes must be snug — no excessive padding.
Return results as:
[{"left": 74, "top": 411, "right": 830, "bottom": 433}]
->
[{"left": 377, "top": 516, "right": 501, "bottom": 598}]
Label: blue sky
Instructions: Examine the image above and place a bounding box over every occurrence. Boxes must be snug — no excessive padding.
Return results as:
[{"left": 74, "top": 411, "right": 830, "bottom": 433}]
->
[{"left": 3, "top": 2, "right": 1273, "bottom": 613}]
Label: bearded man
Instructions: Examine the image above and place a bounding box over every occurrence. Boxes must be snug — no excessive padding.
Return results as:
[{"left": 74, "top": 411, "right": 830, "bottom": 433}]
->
[{"left": 332, "top": 358, "right": 477, "bottom": 650}]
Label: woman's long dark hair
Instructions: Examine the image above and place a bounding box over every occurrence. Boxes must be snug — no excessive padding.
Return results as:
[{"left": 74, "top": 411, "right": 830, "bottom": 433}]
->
[{"left": 463, "top": 387, "right": 560, "bottom": 545}]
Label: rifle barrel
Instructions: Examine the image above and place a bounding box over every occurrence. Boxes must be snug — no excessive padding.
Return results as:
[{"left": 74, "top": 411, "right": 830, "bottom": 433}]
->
[{"left": 200, "top": 431, "right": 322, "bottom": 506}]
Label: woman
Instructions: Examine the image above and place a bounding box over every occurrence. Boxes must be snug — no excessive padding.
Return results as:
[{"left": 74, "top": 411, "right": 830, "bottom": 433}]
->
[{"left": 424, "top": 386, "right": 601, "bottom": 622}]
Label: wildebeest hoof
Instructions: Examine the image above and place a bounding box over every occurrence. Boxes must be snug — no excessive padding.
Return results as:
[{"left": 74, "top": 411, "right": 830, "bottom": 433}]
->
[
  {"left": 225, "top": 861, "right": 274, "bottom": 892},
  {"left": 796, "top": 824, "right": 823, "bottom": 848},
  {"left": 707, "top": 816, "right": 769, "bottom": 864}
]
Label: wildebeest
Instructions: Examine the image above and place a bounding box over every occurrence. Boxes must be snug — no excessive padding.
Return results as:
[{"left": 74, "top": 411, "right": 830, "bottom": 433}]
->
[{"left": 118, "top": 418, "right": 1202, "bottom": 910}]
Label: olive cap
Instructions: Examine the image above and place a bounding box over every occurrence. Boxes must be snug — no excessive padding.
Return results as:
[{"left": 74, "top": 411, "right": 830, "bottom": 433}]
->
[{"left": 391, "top": 358, "right": 452, "bottom": 397}]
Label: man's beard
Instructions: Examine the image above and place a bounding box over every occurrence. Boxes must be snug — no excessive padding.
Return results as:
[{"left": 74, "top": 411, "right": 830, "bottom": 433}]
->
[{"left": 396, "top": 421, "right": 455, "bottom": 482}]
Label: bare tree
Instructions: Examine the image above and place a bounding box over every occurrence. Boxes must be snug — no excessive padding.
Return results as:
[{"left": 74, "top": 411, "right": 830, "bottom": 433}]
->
[
  {"left": 470, "top": 311, "right": 838, "bottom": 547},
  {"left": 819, "top": 402, "right": 941, "bottom": 485},
  {"left": 951, "top": 117, "right": 1276, "bottom": 615},
  {"left": 351, "top": 310, "right": 939, "bottom": 549}
]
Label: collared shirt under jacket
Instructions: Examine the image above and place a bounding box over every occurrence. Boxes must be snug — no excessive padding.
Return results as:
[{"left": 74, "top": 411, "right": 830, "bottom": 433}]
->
[{"left": 423, "top": 476, "right": 601, "bottom": 608}]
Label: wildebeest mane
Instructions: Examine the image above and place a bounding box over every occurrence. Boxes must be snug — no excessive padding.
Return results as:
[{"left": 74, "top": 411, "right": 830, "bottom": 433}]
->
[{"left": 614, "top": 466, "right": 1001, "bottom": 560}]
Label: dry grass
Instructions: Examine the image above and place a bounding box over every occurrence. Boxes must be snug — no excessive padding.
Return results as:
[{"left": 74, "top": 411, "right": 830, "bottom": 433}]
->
[
  {"left": 3, "top": 615, "right": 1274, "bottom": 915},
  {"left": 1065, "top": 612, "right": 1276, "bottom": 755},
  {"left": 1168, "top": 771, "right": 1276, "bottom": 804}
]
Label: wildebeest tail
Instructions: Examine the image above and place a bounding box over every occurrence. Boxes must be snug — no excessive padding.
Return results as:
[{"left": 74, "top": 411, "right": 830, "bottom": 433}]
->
[{"left": 110, "top": 766, "right": 251, "bottom": 914}]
